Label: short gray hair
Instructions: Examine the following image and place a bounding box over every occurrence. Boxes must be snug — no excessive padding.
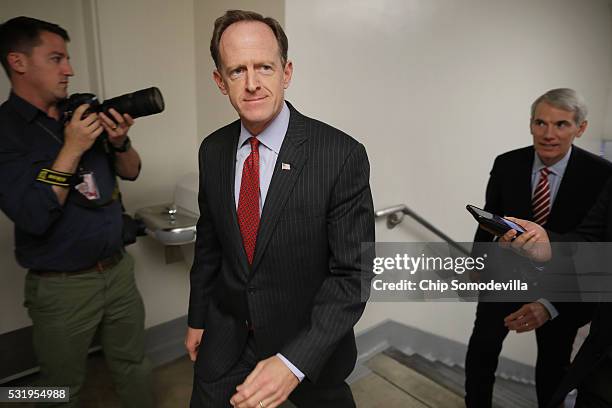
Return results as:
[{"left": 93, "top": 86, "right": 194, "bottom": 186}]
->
[{"left": 530, "top": 88, "right": 588, "bottom": 125}]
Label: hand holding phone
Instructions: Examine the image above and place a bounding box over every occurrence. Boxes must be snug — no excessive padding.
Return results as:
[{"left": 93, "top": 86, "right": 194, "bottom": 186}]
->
[{"left": 466, "top": 204, "right": 526, "bottom": 236}]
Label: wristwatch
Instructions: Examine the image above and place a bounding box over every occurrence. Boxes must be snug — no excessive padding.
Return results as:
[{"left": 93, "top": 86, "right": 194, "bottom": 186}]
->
[{"left": 111, "top": 136, "right": 131, "bottom": 153}]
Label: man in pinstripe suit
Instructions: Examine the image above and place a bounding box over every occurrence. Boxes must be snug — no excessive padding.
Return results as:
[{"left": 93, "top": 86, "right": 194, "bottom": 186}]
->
[{"left": 185, "top": 10, "right": 375, "bottom": 408}]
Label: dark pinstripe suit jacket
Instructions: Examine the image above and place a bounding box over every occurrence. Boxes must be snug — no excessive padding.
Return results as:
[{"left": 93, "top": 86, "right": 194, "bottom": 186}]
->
[{"left": 188, "top": 102, "right": 375, "bottom": 385}]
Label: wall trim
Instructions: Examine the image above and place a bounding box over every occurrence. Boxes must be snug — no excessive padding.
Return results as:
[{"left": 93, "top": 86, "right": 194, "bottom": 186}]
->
[
  {"left": 0, "top": 316, "right": 188, "bottom": 384},
  {"left": 145, "top": 316, "right": 188, "bottom": 366}
]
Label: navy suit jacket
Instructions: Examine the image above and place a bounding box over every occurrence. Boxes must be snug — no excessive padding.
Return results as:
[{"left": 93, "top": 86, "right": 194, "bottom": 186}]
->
[
  {"left": 475, "top": 145, "right": 612, "bottom": 242},
  {"left": 474, "top": 145, "right": 612, "bottom": 305}
]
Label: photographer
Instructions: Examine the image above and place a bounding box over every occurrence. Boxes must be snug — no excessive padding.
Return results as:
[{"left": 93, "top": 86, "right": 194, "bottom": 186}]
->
[{"left": 0, "top": 16, "right": 152, "bottom": 407}]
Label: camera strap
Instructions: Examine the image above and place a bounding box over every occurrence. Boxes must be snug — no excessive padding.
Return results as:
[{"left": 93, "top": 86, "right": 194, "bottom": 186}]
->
[
  {"left": 34, "top": 120, "right": 78, "bottom": 187},
  {"left": 35, "top": 120, "right": 63, "bottom": 145},
  {"left": 34, "top": 119, "right": 119, "bottom": 207},
  {"left": 36, "top": 168, "right": 76, "bottom": 187}
]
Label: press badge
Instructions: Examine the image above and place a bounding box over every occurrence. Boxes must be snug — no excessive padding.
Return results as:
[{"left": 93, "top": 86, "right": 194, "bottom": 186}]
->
[{"left": 74, "top": 171, "right": 100, "bottom": 200}]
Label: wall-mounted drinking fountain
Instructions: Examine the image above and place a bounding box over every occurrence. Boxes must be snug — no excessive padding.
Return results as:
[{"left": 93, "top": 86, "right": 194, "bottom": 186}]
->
[{"left": 134, "top": 173, "right": 200, "bottom": 263}]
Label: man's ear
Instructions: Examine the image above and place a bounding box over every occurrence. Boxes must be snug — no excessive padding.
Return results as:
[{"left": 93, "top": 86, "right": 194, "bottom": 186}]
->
[
  {"left": 282, "top": 60, "right": 293, "bottom": 89},
  {"left": 7, "top": 52, "right": 27, "bottom": 75},
  {"left": 213, "top": 69, "right": 228, "bottom": 95},
  {"left": 575, "top": 120, "right": 588, "bottom": 138}
]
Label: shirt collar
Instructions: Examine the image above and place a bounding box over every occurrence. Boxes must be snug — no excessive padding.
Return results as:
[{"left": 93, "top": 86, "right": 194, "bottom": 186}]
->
[
  {"left": 8, "top": 91, "right": 42, "bottom": 123},
  {"left": 533, "top": 145, "right": 572, "bottom": 176},
  {"left": 238, "top": 101, "right": 289, "bottom": 154}
]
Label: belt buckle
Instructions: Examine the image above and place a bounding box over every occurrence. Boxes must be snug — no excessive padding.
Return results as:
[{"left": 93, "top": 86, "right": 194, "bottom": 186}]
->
[{"left": 95, "top": 252, "right": 120, "bottom": 273}]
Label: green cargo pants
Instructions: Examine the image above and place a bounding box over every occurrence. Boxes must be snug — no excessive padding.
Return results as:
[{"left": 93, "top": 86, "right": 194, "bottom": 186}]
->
[{"left": 24, "top": 252, "right": 153, "bottom": 407}]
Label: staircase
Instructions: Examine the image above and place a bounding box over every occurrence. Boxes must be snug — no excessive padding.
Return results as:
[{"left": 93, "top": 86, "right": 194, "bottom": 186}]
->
[{"left": 351, "top": 347, "right": 538, "bottom": 408}]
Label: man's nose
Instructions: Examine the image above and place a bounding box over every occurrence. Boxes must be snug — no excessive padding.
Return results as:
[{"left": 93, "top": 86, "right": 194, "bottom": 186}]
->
[
  {"left": 63, "top": 61, "right": 74, "bottom": 77},
  {"left": 245, "top": 70, "right": 260, "bottom": 92},
  {"left": 544, "top": 126, "right": 556, "bottom": 139}
]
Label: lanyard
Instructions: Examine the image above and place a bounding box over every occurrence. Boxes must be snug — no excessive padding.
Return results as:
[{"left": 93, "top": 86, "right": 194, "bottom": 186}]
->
[
  {"left": 35, "top": 120, "right": 87, "bottom": 174},
  {"left": 35, "top": 120, "right": 63, "bottom": 145}
]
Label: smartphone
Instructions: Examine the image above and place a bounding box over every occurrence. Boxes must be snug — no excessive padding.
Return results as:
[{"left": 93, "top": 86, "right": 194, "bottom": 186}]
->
[{"left": 466, "top": 204, "right": 525, "bottom": 236}]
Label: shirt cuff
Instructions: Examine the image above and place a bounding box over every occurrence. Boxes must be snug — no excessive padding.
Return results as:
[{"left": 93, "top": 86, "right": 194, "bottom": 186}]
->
[
  {"left": 536, "top": 298, "right": 559, "bottom": 320},
  {"left": 276, "top": 353, "right": 305, "bottom": 382}
]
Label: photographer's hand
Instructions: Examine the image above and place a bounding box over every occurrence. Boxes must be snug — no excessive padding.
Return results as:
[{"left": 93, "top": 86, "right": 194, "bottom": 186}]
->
[
  {"left": 51, "top": 104, "right": 103, "bottom": 204},
  {"left": 63, "top": 103, "right": 104, "bottom": 156},
  {"left": 100, "top": 108, "right": 141, "bottom": 180},
  {"left": 100, "top": 108, "right": 133, "bottom": 147}
]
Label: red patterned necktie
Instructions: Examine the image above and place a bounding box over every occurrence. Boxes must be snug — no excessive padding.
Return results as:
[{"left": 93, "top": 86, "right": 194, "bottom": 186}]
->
[
  {"left": 237, "top": 137, "right": 260, "bottom": 264},
  {"left": 532, "top": 167, "right": 551, "bottom": 226}
]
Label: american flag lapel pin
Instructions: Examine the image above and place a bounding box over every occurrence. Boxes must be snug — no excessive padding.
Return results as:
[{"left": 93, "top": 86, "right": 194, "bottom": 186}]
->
[{"left": 281, "top": 162, "right": 291, "bottom": 171}]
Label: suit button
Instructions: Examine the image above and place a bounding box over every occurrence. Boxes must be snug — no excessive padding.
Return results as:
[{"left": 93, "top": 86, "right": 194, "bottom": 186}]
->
[{"left": 247, "top": 286, "right": 256, "bottom": 294}]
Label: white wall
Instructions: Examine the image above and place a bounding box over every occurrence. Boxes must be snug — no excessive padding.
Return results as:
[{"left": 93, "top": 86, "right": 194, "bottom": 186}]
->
[
  {"left": 285, "top": 0, "right": 612, "bottom": 366},
  {"left": 93, "top": 0, "right": 199, "bottom": 328}
]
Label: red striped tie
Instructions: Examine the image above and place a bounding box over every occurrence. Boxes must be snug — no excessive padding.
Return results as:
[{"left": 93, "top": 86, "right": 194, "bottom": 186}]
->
[
  {"left": 237, "top": 137, "right": 260, "bottom": 264},
  {"left": 532, "top": 167, "right": 551, "bottom": 226}
]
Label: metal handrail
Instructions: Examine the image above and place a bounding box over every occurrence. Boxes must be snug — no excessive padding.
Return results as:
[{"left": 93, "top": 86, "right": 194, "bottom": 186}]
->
[{"left": 375, "top": 204, "right": 470, "bottom": 256}]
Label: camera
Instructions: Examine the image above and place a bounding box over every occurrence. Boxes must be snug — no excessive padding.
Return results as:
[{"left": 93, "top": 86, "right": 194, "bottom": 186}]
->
[{"left": 59, "top": 87, "right": 165, "bottom": 123}]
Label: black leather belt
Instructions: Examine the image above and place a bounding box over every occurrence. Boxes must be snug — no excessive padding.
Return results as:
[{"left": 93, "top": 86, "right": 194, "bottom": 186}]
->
[{"left": 30, "top": 251, "right": 124, "bottom": 278}]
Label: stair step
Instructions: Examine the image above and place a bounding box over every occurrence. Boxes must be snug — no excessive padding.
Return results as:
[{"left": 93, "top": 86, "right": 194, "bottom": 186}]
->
[
  {"left": 388, "top": 352, "right": 463, "bottom": 394},
  {"left": 366, "top": 353, "right": 465, "bottom": 408},
  {"left": 383, "top": 347, "right": 537, "bottom": 408},
  {"left": 351, "top": 372, "right": 429, "bottom": 408}
]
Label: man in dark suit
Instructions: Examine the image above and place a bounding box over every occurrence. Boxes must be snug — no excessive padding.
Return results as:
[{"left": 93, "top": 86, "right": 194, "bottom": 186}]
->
[
  {"left": 464, "top": 88, "right": 612, "bottom": 407},
  {"left": 500, "top": 180, "right": 612, "bottom": 408},
  {"left": 184, "top": 10, "right": 375, "bottom": 408}
]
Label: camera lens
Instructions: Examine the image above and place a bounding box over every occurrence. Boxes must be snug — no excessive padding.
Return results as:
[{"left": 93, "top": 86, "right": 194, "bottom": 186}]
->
[{"left": 101, "top": 87, "right": 165, "bottom": 119}]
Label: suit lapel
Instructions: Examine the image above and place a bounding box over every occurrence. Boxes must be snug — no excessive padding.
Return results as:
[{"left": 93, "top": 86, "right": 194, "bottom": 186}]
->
[
  {"left": 548, "top": 146, "right": 578, "bottom": 226},
  {"left": 251, "top": 105, "right": 308, "bottom": 273},
  {"left": 515, "top": 148, "right": 535, "bottom": 219}
]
